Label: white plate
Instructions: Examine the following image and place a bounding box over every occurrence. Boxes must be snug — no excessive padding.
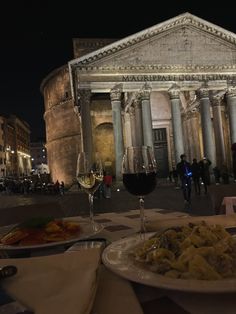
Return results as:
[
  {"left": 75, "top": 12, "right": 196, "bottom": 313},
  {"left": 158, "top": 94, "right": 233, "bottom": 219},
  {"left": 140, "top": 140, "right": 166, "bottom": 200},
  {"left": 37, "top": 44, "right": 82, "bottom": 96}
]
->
[
  {"left": 102, "top": 233, "right": 236, "bottom": 293},
  {"left": 0, "top": 217, "right": 103, "bottom": 250}
]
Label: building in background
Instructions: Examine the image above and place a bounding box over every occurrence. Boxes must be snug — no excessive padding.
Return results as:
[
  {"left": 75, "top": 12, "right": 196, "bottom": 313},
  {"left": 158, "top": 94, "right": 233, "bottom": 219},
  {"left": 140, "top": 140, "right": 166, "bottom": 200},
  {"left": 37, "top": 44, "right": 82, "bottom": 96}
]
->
[
  {"left": 41, "top": 38, "right": 116, "bottom": 185},
  {"left": 30, "top": 141, "right": 49, "bottom": 174},
  {"left": 0, "top": 116, "right": 6, "bottom": 178},
  {"left": 1, "top": 115, "right": 31, "bottom": 177},
  {"left": 41, "top": 13, "right": 236, "bottom": 185}
]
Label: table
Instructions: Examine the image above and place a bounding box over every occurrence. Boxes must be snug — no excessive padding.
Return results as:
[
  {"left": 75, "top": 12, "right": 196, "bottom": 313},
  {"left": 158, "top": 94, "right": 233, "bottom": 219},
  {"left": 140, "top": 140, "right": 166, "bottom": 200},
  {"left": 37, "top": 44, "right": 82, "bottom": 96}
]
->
[
  {"left": 2, "top": 209, "right": 236, "bottom": 314},
  {"left": 93, "top": 208, "right": 189, "bottom": 242},
  {"left": 0, "top": 207, "right": 188, "bottom": 314},
  {"left": 95, "top": 213, "right": 236, "bottom": 314}
]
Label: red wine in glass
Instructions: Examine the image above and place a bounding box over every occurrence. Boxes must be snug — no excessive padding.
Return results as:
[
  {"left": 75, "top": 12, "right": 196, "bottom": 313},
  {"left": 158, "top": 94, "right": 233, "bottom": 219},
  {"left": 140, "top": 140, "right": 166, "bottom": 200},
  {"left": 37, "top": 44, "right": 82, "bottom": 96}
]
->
[
  {"left": 123, "top": 172, "right": 156, "bottom": 196},
  {"left": 122, "top": 146, "right": 157, "bottom": 239}
]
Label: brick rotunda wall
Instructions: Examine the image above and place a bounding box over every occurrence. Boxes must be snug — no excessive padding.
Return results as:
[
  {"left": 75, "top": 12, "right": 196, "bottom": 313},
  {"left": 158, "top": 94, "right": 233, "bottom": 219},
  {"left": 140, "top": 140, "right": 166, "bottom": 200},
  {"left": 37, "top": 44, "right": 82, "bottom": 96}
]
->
[{"left": 41, "top": 66, "right": 81, "bottom": 186}]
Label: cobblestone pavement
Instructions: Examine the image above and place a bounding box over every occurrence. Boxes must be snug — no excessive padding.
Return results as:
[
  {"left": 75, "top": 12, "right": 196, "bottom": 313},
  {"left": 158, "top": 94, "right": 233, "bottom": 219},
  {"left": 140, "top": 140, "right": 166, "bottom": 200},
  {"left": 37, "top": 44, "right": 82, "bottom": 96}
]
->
[{"left": 0, "top": 181, "right": 214, "bottom": 218}]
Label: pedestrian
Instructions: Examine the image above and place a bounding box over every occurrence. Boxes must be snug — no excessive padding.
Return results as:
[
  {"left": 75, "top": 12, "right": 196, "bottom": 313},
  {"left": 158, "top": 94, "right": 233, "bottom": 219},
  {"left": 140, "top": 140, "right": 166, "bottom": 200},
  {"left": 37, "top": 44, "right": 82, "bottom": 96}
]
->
[
  {"left": 168, "top": 170, "right": 173, "bottom": 182},
  {"left": 191, "top": 158, "right": 201, "bottom": 195},
  {"left": 199, "top": 157, "right": 211, "bottom": 194},
  {"left": 172, "top": 167, "right": 179, "bottom": 189},
  {"left": 54, "top": 180, "right": 60, "bottom": 194},
  {"left": 231, "top": 143, "right": 236, "bottom": 182},
  {"left": 103, "top": 172, "right": 112, "bottom": 199},
  {"left": 60, "top": 181, "right": 65, "bottom": 195},
  {"left": 176, "top": 154, "right": 192, "bottom": 210},
  {"left": 213, "top": 166, "right": 221, "bottom": 185},
  {"left": 221, "top": 165, "right": 229, "bottom": 184}
]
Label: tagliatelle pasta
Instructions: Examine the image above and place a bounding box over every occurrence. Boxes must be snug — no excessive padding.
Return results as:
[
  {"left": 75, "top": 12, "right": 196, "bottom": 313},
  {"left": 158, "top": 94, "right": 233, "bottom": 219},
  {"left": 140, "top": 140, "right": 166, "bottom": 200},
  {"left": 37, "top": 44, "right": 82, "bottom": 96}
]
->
[{"left": 133, "top": 221, "right": 236, "bottom": 280}]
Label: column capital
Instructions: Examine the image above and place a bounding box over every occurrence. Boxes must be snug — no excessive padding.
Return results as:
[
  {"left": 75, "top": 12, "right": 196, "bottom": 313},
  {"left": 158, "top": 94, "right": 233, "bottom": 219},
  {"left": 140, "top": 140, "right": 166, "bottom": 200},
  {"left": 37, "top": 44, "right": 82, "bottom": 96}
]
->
[
  {"left": 110, "top": 85, "right": 122, "bottom": 102},
  {"left": 211, "top": 90, "right": 226, "bottom": 106},
  {"left": 226, "top": 86, "right": 236, "bottom": 99},
  {"left": 168, "top": 83, "right": 180, "bottom": 100},
  {"left": 78, "top": 89, "right": 91, "bottom": 103},
  {"left": 197, "top": 81, "right": 210, "bottom": 99},
  {"left": 140, "top": 83, "right": 152, "bottom": 100}
]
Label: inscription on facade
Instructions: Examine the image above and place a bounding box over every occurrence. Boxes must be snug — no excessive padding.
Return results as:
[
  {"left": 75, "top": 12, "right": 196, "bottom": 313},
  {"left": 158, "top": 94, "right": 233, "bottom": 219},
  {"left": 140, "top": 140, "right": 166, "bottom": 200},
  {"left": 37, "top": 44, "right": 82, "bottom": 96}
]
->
[{"left": 122, "top": 74, "right": 236, "bottom": 82}]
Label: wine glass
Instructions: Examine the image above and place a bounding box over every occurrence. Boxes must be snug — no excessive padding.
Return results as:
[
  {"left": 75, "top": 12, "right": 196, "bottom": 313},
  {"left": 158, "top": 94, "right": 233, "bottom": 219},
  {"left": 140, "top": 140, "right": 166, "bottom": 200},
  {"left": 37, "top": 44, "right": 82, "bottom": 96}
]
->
[
  {"left": 76, "top": 151, "right": 103, "bottom": 229},
  {"left": 122, "top": 146, "right": 157, "bottom": 239}
]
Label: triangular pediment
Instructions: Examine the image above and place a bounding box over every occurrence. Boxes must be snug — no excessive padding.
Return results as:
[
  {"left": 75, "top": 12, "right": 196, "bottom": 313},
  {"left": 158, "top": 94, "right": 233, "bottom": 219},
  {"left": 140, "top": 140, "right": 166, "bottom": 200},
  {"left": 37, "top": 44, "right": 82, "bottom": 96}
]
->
[{"left": 70, "top": 13, "right": 236, "bottom": 70}]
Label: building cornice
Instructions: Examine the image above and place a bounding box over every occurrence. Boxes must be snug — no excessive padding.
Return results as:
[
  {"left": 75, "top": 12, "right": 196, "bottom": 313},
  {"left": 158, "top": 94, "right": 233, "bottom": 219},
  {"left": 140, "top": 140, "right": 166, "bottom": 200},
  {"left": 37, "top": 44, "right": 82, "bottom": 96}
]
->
[
  {"left": 75, "top": 64, "right": 236, "bottom": 73},
  {"left": 69, "top": 13, "right": 236, "bottom": 69},
  {"left": 40, "top": 65, "right": 69, "bottom": 94}
]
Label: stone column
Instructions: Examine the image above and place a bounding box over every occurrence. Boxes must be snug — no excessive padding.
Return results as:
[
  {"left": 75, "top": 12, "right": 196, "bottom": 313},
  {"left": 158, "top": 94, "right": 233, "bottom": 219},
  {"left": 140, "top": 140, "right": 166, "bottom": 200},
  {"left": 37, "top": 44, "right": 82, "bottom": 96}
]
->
[
  {"left": 168, "top": 84, "right": 185, "bottom": 164},
  {"left": 212, "top": 92, "right": 226, "bottom": 167},
  {"left": 198, "top": 86, "right": 216, "bottom": 166},
  {"left": 124, "top": 107, "right": 132, "bottom": 147},
  {"left": 226, "top": 86, "right": 236, "bottom": 145},
  {"left": 110, "top": 86, "right": 124, "bottom": 181},
  {"left": 78, "top": 89, "right": 93, "bottom": 159},
  {"left": 190, "top": 110, "right": 201, "bottom": 161},
  {"left": 184, "top": 111, "right": 195, "bottom": 162},
  {"left": 141, "top": 84, "right": 154, "bottom": 149},
  {"left": 134, "top": 96, "right": 144, "bottom": 146},
  {"left": 129, "top": 106, "right": 137, "bottom": 146}
]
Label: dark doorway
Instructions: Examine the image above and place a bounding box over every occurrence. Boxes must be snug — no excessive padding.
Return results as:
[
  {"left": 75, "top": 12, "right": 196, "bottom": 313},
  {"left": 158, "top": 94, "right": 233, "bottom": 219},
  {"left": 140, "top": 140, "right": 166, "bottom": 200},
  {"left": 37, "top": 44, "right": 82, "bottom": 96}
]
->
[{"left": 153, "top": 128, "right": 169, "bottom": 178}]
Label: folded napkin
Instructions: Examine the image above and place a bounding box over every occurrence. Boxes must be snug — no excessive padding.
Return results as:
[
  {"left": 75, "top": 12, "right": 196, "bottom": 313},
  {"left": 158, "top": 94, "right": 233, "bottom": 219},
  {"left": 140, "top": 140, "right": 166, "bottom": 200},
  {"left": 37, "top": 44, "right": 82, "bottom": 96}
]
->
[
  {"left": 146, "top": 214, "right": 236, "bottom": 232},
  {"left": 92, "top": 265, "right": 143, "bottom": 314},
  {"left": 0, "top": 244, "right": 103, "bottom": 314}
]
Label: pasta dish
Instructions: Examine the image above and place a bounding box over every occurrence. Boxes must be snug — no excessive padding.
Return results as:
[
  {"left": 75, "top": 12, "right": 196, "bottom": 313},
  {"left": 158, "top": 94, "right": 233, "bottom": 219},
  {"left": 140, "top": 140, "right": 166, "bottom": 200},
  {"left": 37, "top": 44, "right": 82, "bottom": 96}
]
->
[
  {"left": 133, "top": 221, "right": 236, "bottom": 280},
  {"left": 0, "top": 217, "right": 81, "bottom": 246}
]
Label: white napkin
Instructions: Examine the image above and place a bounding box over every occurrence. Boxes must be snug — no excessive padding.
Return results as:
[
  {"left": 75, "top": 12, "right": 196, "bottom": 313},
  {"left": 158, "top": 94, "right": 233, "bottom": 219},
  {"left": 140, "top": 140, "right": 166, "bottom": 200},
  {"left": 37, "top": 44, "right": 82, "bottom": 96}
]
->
[
  {"left": 93, "top": 266, "right": 143, "bottom": 314},
  {"left": 0, "top": 245, "right": 102, "bottom": 314}
]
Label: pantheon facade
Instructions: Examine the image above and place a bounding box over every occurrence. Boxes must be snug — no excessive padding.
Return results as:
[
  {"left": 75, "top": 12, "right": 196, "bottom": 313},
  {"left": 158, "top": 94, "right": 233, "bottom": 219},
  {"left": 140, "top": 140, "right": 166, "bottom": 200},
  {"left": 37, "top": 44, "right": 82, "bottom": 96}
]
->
[{"left": 41, "top": 13, "right": 236, "bottom": 185}]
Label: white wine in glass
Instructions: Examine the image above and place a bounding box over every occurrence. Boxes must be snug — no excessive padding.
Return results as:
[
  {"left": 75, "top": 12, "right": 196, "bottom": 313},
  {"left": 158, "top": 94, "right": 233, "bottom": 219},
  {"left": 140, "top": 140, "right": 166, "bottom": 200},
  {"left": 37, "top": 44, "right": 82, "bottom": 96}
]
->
[
  {"left": 76, "top": 152, "right": 103, "bottom": 228},
  {"left": 122, "top": 146, "right": 157, "bottom": 239}
]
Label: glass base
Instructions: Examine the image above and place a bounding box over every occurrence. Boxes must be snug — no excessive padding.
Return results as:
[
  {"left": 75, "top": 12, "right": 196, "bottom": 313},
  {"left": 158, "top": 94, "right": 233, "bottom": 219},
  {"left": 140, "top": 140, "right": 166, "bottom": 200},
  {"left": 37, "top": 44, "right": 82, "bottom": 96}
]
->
[{"left": 81, "top": 219, "right": 103, "bottom": 234}]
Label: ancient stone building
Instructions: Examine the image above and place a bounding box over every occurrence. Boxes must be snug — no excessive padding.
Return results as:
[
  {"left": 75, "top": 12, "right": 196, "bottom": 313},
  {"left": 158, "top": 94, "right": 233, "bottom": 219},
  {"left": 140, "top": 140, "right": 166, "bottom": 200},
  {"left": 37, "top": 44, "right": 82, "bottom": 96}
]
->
[
  {"left": 41, "top": 13, "right": 236, "bottom": 186},
  {"left": 0, "top": 116, "right": 6, "bottom": 178}
]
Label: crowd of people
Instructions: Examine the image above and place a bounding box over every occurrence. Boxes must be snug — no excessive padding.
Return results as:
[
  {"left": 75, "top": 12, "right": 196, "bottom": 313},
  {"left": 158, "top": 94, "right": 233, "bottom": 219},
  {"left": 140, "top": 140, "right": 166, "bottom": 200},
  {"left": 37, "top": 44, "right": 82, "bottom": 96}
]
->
[
  {"left": 169, "top": 153, "right": 234, "bottom": 211},
  {"left": 0, "top": 177, "right": 65, "bottom": 195}
]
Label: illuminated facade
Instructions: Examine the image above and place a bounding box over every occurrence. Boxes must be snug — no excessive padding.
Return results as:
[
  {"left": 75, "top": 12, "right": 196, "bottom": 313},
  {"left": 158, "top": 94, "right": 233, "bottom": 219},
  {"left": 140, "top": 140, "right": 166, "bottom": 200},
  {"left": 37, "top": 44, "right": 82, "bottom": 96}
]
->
[
  {"left": 42, "top": 13, "right": 236, "bottom": 185},
  {"left": 2, "top": 115, "right": 31, "bottom": 177},
  {"left": 30, "top": 141, "right": 49, "bottom": 174},
  {"left": 0, "top": 116, "right": 6, "bottom": 178}
]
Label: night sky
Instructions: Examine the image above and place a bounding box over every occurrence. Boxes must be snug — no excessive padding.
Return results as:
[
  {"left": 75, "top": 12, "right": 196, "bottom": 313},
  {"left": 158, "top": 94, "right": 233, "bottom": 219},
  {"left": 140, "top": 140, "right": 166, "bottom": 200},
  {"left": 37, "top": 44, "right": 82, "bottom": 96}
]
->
[{"left": 0, "top": 1, "right": 235, "bottom": 141}]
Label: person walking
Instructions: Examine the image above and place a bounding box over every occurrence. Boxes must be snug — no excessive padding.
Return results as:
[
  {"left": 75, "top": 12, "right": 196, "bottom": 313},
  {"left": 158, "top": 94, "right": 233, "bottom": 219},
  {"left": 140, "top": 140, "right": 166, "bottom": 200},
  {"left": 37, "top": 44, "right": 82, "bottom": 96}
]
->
[
  {"left": 199, "top": 157, "right": 211, "bottom": 194},
  {"left": 54, "top": 180, "right": 60, "bottom": 194},
  {"left": 213, "top": 166, "right": 221, "bottom": 185},
  {"left": 191, "top": 158, "right": 201, "bottom": 195},
  {"left": 176, "top": 154, "right": 192, "bottom": 210},
  {"left": 231, "top": 143, "right": 236, "bottom": 182},
  {"left": 60, "top": 181, "right": 65, "bottom": 195},
  {"left": 172, "top": 167, "right": 179, "bottom": 189},
  {"left": 103, "top": 172, "right": 113, "bottom": 199}
]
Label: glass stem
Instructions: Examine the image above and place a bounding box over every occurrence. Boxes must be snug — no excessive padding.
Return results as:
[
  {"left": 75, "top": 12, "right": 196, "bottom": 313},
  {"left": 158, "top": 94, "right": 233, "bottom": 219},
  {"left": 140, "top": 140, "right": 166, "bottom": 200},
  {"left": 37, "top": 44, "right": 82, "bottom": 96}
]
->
[
  {"left": 88, "top": 193, "right": 94, "bottom": 225},
  {"left": 139, "top": 196, "right": 146, "bottom": 239}
]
